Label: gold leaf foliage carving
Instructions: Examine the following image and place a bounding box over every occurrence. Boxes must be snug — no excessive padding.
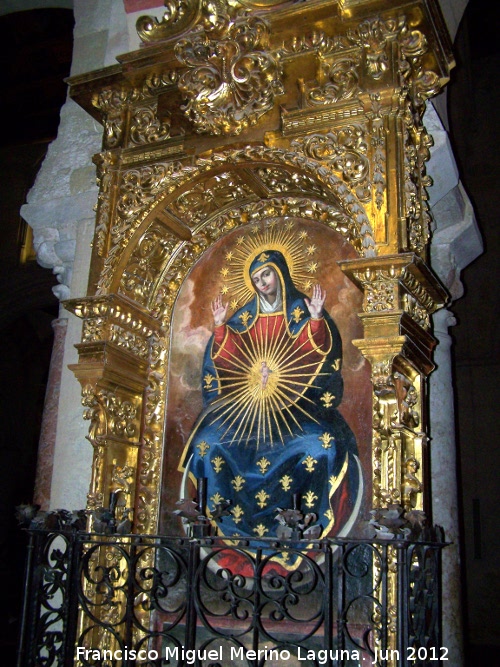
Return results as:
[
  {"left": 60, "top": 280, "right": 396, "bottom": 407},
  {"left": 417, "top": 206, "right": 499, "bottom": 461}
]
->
[
  {"left": 291, "top": 126, "right": 370, "bottom": 201},
  {"left": 119, "top": 225, "right": 178, "bottom": 305},
  {"left": 279, "top": 31, "right": 351, "bottom": 57},
  {"left": 167, "top": 173, "right": 255, "bottom": 226},
  {"left": 129, "top": 103, "right": 171, "bottom": 146},
  {"left": 117, "top": 164, "right": 176, "bottom": 221},
  {"left": 354, "top": 268, "right": 399, "bottom": 313},
  {"left": 93, "top": 151, "right": 119, "bottom": 257},
  {"left": 135, "top": 335, "right": 167, "bottom": 533},
  {"left": 108, "top": 325, "right": 151, "bottom": 360},
  {"left": 366, "top": 93, "right": 386, "bottom": 210},
  {"left": 136, "top": 0, "right": 203, "bottom": 44},
  {"left": 97, "top": 147, "right": 375, "bottom": 297},
  {"left": 346, "top": 17, "right": 402, "bottom": 80},
  {"left": 307, "top": 55, "right": 361, "bottom": 106},
  {"left": 175, "top": 14, "right": 283, "bottom": 135},
  {"left": 82, "top": 386, "right": 138, "bottom": 443}
]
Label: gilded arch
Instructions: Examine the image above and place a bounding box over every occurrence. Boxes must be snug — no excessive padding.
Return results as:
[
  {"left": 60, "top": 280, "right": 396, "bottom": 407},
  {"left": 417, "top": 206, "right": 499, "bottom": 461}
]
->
[{"left": 74, "top": 144, "right": 376, "bottom": 535}]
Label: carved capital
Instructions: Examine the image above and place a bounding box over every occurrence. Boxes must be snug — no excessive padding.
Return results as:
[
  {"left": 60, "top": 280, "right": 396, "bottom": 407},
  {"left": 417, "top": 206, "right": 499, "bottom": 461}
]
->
[{"left": 339, "top": 253, "right": 448, "bottom": 334}]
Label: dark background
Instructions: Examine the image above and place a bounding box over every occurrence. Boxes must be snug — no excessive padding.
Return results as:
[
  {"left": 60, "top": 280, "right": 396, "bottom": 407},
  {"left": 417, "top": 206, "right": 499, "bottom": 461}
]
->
[{"left": 0, "top": 2, "right": 497, "bottom": 664}]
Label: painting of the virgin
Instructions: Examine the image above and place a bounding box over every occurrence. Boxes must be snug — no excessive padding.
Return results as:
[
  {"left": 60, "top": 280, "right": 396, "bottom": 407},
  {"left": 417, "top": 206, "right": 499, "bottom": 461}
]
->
[{"left": 177, "top": 228, "right": 364, "bottom": 541}]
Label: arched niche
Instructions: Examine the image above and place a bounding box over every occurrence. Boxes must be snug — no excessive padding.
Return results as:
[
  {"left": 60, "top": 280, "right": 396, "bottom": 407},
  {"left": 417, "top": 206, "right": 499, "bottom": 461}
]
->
[
  {"left": 98, "top": 151, "right": 376, "bottom": 536},
  {"left": 158, "top": 215, "right": 372, "bottom": 538}
]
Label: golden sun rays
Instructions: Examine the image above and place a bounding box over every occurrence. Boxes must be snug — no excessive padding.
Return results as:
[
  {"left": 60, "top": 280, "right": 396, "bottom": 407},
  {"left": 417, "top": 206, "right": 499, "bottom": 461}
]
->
[{"left": 209, "top": 317, "right": 324, "bottom": 448}]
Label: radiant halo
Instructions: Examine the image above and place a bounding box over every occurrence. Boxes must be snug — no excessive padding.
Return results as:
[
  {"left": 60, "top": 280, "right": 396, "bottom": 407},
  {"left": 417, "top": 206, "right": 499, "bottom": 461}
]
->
[{"left": 218, "top": 219, "right": 320, "bottom": 311}]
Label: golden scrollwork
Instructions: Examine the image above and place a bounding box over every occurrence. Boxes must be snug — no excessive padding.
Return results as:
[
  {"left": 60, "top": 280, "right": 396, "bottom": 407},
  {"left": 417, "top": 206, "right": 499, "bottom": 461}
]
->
[
  {"left": 168, "top": 173, "right": 255, "bottom": 226},
  {"left": 83, "top": 387, "right": 138, "bottom": 441},
  {"left": 129, "top": 103, "right": 171, "bottom": 146},
  {"left": 174, "top": 13, "right": 283, "bottom": 135},
  {"left": 136, "top": 0, "right": 209, "bottom": 44},
  {"left": 119, "top": 225, "right": 179, "bottom": 305},
  {"left": 347, "top": 17, "right": 402, "bottom": 79},
  {"left": 307, "top": 54, "right": 361, "bottom": 106},
  {"left": 291, "top": 126, "right": 370, "bottom": 201},
  {"left": 93, "top": 151, "right": 119, "bottom": 257},
  {"left": 134, "top": 335, "right": 167, "bottom": 534}
]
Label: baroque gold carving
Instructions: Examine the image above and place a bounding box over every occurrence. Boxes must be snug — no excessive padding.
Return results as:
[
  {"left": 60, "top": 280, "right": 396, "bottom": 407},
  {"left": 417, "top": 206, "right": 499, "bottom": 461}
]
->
[
  {"left": 129, "top": 103, "right": 171, "bottom": 146},
  {"left": 64, "top": 7, "right": 457, "bottom": 664},
  {"left": 117, "top": 163, "right": 181, "bottom": 221},
  {"left": 167, "top": 172, "right": 256, "bottom": 225},
  {"left": 97, "top": 148, "right": 375, "bottom": 297},
  {"left": 93, "top": 151, "right": 119, "bottom": 257},
  {"left": 119, "top": 224, "right": 179, "bottom": 305},
  {"left": 111, "top": 460, "right": 135, "bottom": 496},
  {"left": 82, "top": 386, "right": 138, "bottom": 442},
  {"left": 402, "top": 456, "right": 422, "bottom": 509},
  {"left": 366, "top": 93, "right": 386, "bottom": 210},
  {"left": 347, "top": 18, "right": 401, "bottom": 80},
  {"left": 291, "top": 126, "right": 371, "bottom": 201},
  {"left": 92, "top": 88, "right": 134, "bottom": 149},
  {"left": 174, "top": 14, "right": 283, "bottom": 135},
  {"left": 355, "top": 267, "right": 399, "bottom": 313},
  {"left": 307, "top": 54, "right": 361, "bottom": 106},
  {"left": 70, "top": 296, "right": 156, "bottom": 352},
  {"left": 134, "top": 335, "right": 167, "bottom": 534},
  {"left": 136, "top": 0, "right": 206, "bottom": 44}
]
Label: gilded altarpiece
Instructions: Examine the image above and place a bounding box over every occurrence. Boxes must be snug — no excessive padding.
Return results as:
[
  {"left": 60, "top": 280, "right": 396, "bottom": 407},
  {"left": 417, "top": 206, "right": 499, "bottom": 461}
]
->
[{"left": 64, "top": 0, "right": 453, "bottom": 662}]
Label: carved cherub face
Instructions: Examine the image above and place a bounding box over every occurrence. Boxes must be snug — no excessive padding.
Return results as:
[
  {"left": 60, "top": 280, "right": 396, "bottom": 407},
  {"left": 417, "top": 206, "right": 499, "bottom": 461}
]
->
[
  {"left": 406, "top": 457, "right": 419, "bottom": 473},
  {"left": 252, "top": 266, "right": 278, "bottom": 303}
]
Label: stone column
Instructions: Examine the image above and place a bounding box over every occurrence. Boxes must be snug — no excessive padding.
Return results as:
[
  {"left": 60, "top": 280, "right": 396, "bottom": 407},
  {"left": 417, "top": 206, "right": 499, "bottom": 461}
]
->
[
  {"left": 33, "top": 317, "right": 68, "bottom": 510},
  {"left": 430, "top": 307, "right": 464, "bottom": 666}
]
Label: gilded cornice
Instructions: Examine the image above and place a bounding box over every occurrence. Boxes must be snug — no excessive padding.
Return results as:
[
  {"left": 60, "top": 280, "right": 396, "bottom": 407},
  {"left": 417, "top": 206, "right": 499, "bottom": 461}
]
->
[{"left": 67, "top": 0, "right": 454, "bottom": 146}]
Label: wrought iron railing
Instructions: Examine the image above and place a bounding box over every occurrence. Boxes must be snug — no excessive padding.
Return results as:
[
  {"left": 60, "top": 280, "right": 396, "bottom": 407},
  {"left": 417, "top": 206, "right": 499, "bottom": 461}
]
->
[{"left": 17, "top": 531, "right": 444, "bottom": 667}]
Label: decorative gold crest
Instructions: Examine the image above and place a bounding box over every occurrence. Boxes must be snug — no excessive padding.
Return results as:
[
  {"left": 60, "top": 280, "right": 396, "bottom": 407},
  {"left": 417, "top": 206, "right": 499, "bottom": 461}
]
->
[{"left": 174, "top": 14, "right": 283, "bottom": 135}]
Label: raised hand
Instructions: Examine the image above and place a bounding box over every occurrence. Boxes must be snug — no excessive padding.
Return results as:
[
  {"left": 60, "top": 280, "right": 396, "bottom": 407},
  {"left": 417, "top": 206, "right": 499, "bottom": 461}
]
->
[
  {"left": 304, "top": 284, "right": 326, "bottom": 319},
  {"left": 211, "top": 295, "right": 229, "bottom": 326}
]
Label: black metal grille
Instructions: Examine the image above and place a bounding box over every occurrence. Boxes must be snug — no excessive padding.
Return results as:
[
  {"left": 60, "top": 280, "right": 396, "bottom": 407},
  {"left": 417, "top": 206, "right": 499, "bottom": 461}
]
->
[{"left": 17, "top": 532, "right": 444, "bottom": 667}]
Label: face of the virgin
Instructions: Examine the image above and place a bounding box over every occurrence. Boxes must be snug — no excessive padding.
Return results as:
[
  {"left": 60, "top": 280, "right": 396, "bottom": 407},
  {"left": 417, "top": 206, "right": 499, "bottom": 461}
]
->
[{"left": 252, "top": 266, "right": 278, "bottom": 303}]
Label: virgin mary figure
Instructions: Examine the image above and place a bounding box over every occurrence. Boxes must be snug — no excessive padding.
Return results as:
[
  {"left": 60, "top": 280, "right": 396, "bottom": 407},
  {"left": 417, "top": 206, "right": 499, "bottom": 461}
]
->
[{"left": 179, "top": 249, "right": 362, "bottom": 540}]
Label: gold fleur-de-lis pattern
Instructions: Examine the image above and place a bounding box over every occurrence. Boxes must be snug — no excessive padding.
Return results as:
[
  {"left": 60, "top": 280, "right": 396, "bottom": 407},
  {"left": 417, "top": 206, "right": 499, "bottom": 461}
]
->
[
  {"left": 332, "top": 358, "right": 341, "bottom": 371},
  {"left": 319, "top": 432, "right": 334, "bottom": 449},
  {"left": 196, "top": 441, "right": 209, "bottom": 457},
  {"left": 279, "top": 474, "right": 293, "bottom": 491},
  {"left": 203, "top": 374, "right": 215, "bottom": 390},
  {"left": 302, "top": 455, "right": 318, "bottom": 472},
  {"left": 255, "top": 489, "right": 270, "bottom": 508},
  {"left": 231, "top": 475, "right": 246, "bottom": 492},
  {"left": 320, "top": 391, "right": 335, "bottom": 408},
  {"left": 256, "top": 457, "right": 271, "bottom": 474},
  {"left": 211, "top": 455, "right": 225, "bottom": 473},
  {"left": 253, "top": 523, "right": 268, "bottom": 537},
  {"left": 239, "top": 311, "right": 252, "bottom": 327},
  {"left": 291, "top": 306, "right": 304, "bottom": 323},
  {"left": 303, "top": 490, "right": 318, "bottom": 508},
  {"left": 210, "top": 492, "right": 224, "bottom": 508},
  {"left": 231, "top": 505, "right": 244, "bottom": 524}
]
